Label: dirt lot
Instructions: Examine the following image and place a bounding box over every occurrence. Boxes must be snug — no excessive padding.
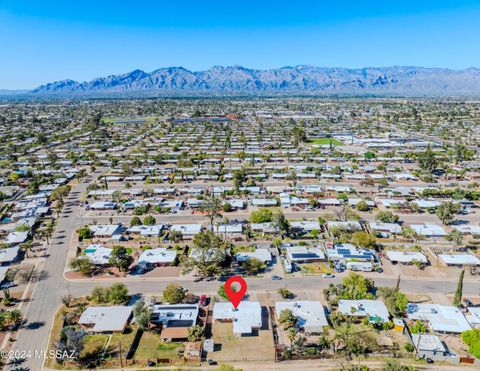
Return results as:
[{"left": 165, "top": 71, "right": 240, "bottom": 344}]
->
[{"left": 210, "top": 321, "right": 275, "bottom": 362}]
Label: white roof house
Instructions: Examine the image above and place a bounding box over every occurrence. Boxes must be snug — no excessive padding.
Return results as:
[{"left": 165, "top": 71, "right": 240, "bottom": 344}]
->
[
  {"left": 338, "top": 299, "right": 390, "bottom": 323},
  {"left": 89, "top": 201, "right": 118, "bottom": 210},
  {"left": 150, "top": 304, "right": 199, "bottom": 327},
  {"left": 386, "top": 251, "right": 428, "bottom": 264},
  {"left": 286, "top": 245, "right": 325, "bottom": 262},
  {"left": 79, "top": 306, "right": 132, "bottom": 333},
  {"left": 406, "top": 303, "right": 471, "bottom": 333},
  {"left": 5, "top": 231, "right": 29, "bottom": 245},
  {"left": 170, "top": 224, "right": 202, "bottom": 237},
  {"left": 411, "top": 334, "right": 448, "bottom": 355},
  {"left": 0, "top": 246, "right": 21, "bottom": 265},
  {"left": 127, "top": 225, "right": 164, "bottom": 237},
  {"left": 452, "top": 225, "right": 480, "bottom": 235},
  {"left": 410, "top": 224, "right": 447, "bottom": 237},
  {"left": 369, "top": 222, "right": 402, "bottom": 235},
  {"left": 251, "top": 198, "right": 278, "bottom": 207},
  {"left": 290, "top": 221, "right": 321, "bottom": 232},
  {"left": 89, "top": 224, "right": 123, "bottom": 238},
  {"left": 275, "top": 301, "right": 328, "bottom": 333},
  {"left": 84, "top": 245, "right": 113, "bottom": 265},
  {"left": 438, "top": 254, "right": 480, "bottom": 266},
  {"left": 466, "top": 307, "right": 480, "bottom": 328},
  {"left": 138, "top": 248, "right": 177, "bottom": 267},
  {"left": 236, "top": 248, "right": 271, "bottom": 263},
  {"left": 213, "top": 301, "right": 262, "bottom": 336}
]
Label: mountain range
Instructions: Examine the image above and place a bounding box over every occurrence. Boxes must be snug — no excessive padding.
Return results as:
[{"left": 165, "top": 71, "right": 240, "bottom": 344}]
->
[{"left": 19, "top": 65, "right": 480, "bottom": 97}]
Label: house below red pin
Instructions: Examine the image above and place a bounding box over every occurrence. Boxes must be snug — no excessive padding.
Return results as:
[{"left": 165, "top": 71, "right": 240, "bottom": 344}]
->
[{"left": 224, "top": 276, "right": 247, "bottom": 309}]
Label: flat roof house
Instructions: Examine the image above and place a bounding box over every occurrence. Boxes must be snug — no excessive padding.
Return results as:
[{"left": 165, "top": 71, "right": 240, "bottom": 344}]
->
[
  {"left": 84, "top": 245, "right": 113, "bottom": 265},
  {"left": 0, "top": 246, "right": 21, "bottom": 266},
  {"left": 126, "top": 224, "right": 164, "bottom": 237},
  {"left": 236, "top": 248, "right": 272, "bottom": 264},
  {"left": 89, "top": 224, "right": 123, "bottom": 239},
  {"left": 325, "top": 243, "right": 377, "bottom": 263},
  {"left": 411, "top": 334, "right": 448, "bottom": 361},
  {"left": 286, "top": 245, "right": 325, "bottom": 263},
  {"left": 410, "top": 224, "right": 447, "bottom": 237},
  {"left": 213, "top": 301, "right": 262, "bottom": 336},
  {"left": 79, "top": 306, "right": 133, "bottom": 333},
  {"left": 438, "top": 254, "right": 480, "bottom": 267},
  {"left": 406, "top": 303, "right": 471, "bottom": 333},
  {"left": 150, "top": 304, "right": 199, "bottom": 339},
  {"left": 369, "top": 222, "right": 402, "bottom": 236},
  {"left": 386, "top": 251, "right": 428, "bottom": 265},
  {"left": 138, "top": 248, "right": 177, "bottom": 268},
  {"left": 170, "top": 224, "right": 202, "bottom": 239},
  {"left": 275, "top": 301, "right": 328, "bottom": 333},
  {"left": 338, "top": 299, "right": 390, "bottom": 323}
]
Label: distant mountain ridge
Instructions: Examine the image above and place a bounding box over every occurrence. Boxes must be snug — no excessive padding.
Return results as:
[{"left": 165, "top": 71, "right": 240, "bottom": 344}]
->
[{"left": 27, "top": 65, "right": 480, "bottom": 97}]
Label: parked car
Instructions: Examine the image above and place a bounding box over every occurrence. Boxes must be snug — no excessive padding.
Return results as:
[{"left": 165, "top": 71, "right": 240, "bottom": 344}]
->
[
  {"left": 271, "top": 275, "right": 282, "bottom": 280},
  {"left": 200, "top": 295, "right": 208, "bottom": 306},
  {"left": 322, "top": 273, "right": 334, "bottom": 278}
]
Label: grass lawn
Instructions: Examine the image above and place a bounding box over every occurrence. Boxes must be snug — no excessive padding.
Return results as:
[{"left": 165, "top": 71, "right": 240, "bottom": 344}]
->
[
  {"left": 104, "top": 327, "right": 137, "bottom": 359},
  {"left": 300, "top": 262, "right": 333, "bottom": 274},
  {"left": 133, "top": 331, "right": 183, "bottom": 360},
  {"left": 81, "top": 335, "right": 109, "bottom": 360},
  {"left": 231, "top": 245, "right": 256, "bottom": 254},
  {"left": 310, "top": 137, "right": 343, "bottom": 146}
]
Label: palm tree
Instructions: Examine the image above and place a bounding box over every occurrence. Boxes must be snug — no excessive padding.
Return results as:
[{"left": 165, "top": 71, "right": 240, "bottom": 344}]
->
[
  {"left": 286, "top": 327, "right": 298, "bottom": 348},
  {"left": 200, "top": 195, "right": 222, "bottom": 227}
]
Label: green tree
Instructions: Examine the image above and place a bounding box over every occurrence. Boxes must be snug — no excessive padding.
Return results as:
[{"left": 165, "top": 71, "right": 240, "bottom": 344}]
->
[
  {"left": 182, "top": 231, "right": 226, "bottom": 278},
  {"left": 109, "top": 247, "right": 132, "bottom": 272},
  {"left": 187, "top": 325, "right": 204, "bottom": 342},
  {"left": 218, "top": 283, "right": 237, "bottom": 300},
  {"left": 446, "top": 230, "right": 464, "bottom": 246},
  {"left": 436, "top": 201, "right": 461, "bottom": 225},
  {"left": 340, "top": 273, "right": 375, "bottom": 300},
  {"left": 417, "top": 145, "right": 438, "bottom": 173},
  {"left": 453, "top": 269, "right": 465, "bottom": 307},
  {"left": 130, "top": 216, "right": 142, "bottom": 226},
  {"left": 250, "top": 208, "right": 273, "bottom": 223},
  {"left": 200, "top": 196, "right": 223, "bottom": 227},
  {"left": 133, "top": 299, "right": 150, "bottom": 330},
  {"left": 278, "top": 288, "right": 293, "bottom": 299},
  {"left": 279, "top": 309, "right": 297, "bottom": 330},
  {"left": 108, "top": 283, "right": 129, "bottom": 304},
  {"left": 242, "top": 258, "right": 265, "bottom": 275},
  {"left": 70, "top": 257, "right": 95, "bottom": 275},
  {"left": 350, "top": 231, "right": 376, "bottom": 248},
  {"left": 376, "top": 211, "right": 400, "bottom": 223},
  {"left": 77, "top": 227, "right": 92, "bottom": 241},
  {"left": 163, "top": 283, "right": 185, "bottom": 304},
  {"left": 272, "top": 210, "right": 290, "bottom": 236},
  {"left": 378, "top": 287, "right": 408, "bottom": 317},
  {"left": 143, "top": 215, "right": 156, "bottom": 226},
  {"left": 409, "top": 320, "right": 427, "bottom": 334},
  {"left": 355, "top": 199, "right": 370, "bottom": 212}
]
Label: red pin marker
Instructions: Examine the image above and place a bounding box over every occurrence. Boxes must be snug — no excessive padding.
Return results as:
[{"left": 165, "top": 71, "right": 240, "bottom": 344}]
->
[{"left": 224, "top": 276, "right": 247, "bottom": 309}]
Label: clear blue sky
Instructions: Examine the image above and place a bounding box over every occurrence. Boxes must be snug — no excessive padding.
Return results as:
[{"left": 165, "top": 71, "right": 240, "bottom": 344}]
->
[{"left": 1, "top": 0, "right": 480, "bottom": 89}]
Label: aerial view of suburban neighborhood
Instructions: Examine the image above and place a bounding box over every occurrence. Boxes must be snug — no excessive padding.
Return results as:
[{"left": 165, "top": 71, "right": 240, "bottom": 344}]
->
[{"left": 2, "top": 2, "right": 480, "bottom": 371}]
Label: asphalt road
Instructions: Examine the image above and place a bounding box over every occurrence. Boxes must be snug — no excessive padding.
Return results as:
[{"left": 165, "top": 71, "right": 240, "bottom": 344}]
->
[{"left": 6, "top": 173, "right": 102, "bottom": 371}]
